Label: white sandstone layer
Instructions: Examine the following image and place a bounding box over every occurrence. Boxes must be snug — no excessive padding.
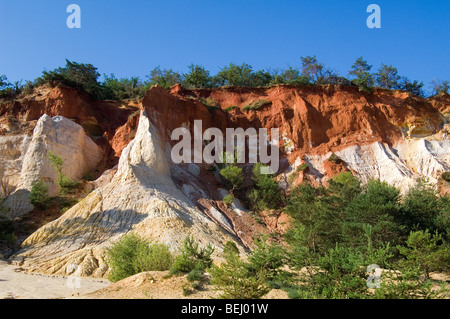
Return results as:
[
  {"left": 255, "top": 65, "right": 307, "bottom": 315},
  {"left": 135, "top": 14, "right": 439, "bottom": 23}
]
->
[{"left": 12, "top": 111, "right": 241, "bottom": 277}]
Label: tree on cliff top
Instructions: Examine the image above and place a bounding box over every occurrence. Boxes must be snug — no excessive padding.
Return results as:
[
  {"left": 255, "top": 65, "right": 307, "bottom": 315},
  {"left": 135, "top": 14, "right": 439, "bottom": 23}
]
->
[
  {"left": 35, "top": 59, "right": 104, "bottom": 99},
  {"left": 145, "top": 66, "right": 182, "bottom": 89},
  {"left": 349, "top": 57, "right": 375, "bottom": 91},
  {"left": 182, "top": 64, "right": 212, "bottom": 88},
  {"left": 375, "top": 64, "right": 401, "bottom": 89}
]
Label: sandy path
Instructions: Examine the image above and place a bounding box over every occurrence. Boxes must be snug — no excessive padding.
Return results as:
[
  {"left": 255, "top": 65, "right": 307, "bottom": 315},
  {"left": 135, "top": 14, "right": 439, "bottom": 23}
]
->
[{"left": 0, "top": 261, "right": 110, "bottom": 299}]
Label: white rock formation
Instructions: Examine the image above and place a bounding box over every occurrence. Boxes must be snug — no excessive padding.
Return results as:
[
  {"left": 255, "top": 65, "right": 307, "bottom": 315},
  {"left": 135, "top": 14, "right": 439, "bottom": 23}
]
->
[
  {"left": 0, "top": 135, "right": 31, "bottom": 198},
  {"left": 304, "top": 138, "right": 450, "bottom": 193},
  {"left": 12, "top": 111, "right": 242, "bottom": 277},
  {"left": 2, "top": 115, "right": 103, "bottom": 219}
]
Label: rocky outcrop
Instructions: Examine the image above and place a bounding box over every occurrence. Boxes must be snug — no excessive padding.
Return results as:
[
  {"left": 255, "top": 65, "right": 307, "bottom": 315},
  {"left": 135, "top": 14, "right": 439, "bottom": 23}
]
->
[
  {"left": 2, "top": 115, "right": 103, "bottom": 218},
  {"left": 3, "top": 84, "right": 449, "bottom": 278},
  {"left": 12, "top": 111, "right": 243, "bottom": 277}
]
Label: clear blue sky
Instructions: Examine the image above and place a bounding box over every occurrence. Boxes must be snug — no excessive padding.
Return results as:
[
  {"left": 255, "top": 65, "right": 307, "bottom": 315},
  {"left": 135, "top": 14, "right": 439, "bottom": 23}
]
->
[{"left": 0, "top": 0, "right": 449, "bottom": 90}]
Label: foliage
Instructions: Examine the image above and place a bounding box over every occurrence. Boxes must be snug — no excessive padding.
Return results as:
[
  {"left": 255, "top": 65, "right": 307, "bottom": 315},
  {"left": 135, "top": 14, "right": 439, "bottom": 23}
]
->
[
  {"left": 145, "top": 66, "right": 182, "bottom": 89},
  {"left": 223, "top": 193, "right": 235, "bottom": 207},
  {"left": 102, "top": 74, "right": 146, "bottom": 100},
  {"left": 247, "top": 163, "right": 282, "bottom": 211},
  {"left": 219, "top": 164, "right": 243, "bottom": 194},
  {"left": 399, "top": 179, "right": 444, "bottom": 234},
  {"left": 328, "top": 153, "right": 341, "bottom": 164},
  {"left": 398, "top": 230, "right": 450, "bottom": 279},
  {"left": 224, "top": 105, "right": 238, "bottom": 112},
  {"left": 106, "top": 233, "right": 173, "bottom": 283},
  {"left": 30, "top": 180, "right": 51, "bottom": 210},
  {"left": 269, "top": 67, "right": 310, "bottom": 86},
  {"left": 48, "top": 152, "right": 79, "bottom": 194},
  {"left": 242, "top": 99, "right": 271, "bottom": 112},
  {"left": 0, "top": 75, "right": 22, "bottom": 99},
  {"left": 183, "top": 64, "right": 212, "bottom": 88},
  {"left": 399, "top": 77, "right": 425, "bottom": 97},
  {"left": 374, "top": 266, "right": 447, "bottom": 299},
  {"left": 301, "top": 56, "right": 342, "bottom": 85},
  {"left": 430, "top": 80, "right": 449, "bottom": 95},
  {"left": 35, "top": 59, "right": 104, "bottom": 99},
  {"left": 213, "top": 63, "right": 272, "bottom": 87},
  {"left": 342, "top": 179, "right": 405, "bottom": 249},
  {"left": 199, "top": 97, "right": 220, "bottom": 111},
  {"left": 375, "top": 64, "right": 401, "bottom": 89},
  {"left": 170, "top": 236, "right": 214, "bottom": 275},
  {"left": 442, "top": 172, "right": 450, "bottom": 183},
  {"left": 349, "top": 57, "right": 375, "bottom": 91},
  {"left": 246, "top": 236, "right": 290, "bottom": 287},
  {"left": 209, "top": 241, "right": 271, "bottom": 299},
  {"left": 288, "top": 164, "right": 309, "bottom": 184}
]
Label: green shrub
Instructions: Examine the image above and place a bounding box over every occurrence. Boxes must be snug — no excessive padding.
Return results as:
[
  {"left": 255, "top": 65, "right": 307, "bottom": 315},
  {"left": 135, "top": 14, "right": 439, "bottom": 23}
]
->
[
  {"left": 223, "top": 194, "right": 235, "bottom": 207},
  {"left": 48, "top": 152, "right": 79, "bottom": 193},
  {"left": 30, "top": 180, "right": 51, "bottom": 210},
  {"left": 219, "top": 165, "right": 243, "bottom": 193},
  {"left": 398, "top": 230, "right": 450, "bottom": 279},
  {"left": 442, "top": 172, "right": 450, "bottom": 182},
  {"left": 170, "top": 236, "right": 214, "bottom": 275},
  {"left": 242, "top": 100, "right": 271, "bottom": 112},
  {"left": 209, "top": 241, "right": 270, "bottom": 299},
  {"left": 182, "top": 64, "right": 212, "bottom": 89},
  {"left": 246, "top": 236, "right": 291, "bottom": 288},
  {"left": 199, "top": 97, "right": 220, "bottom": 112},
  {"left": 34, "top": 59, "right": 105, "bottom": 100},
  {"left": 328, "top": 153, "right": 341, "bottom": 164},
  {"left": 106, "top": 233, "right": 174, "bottom": 283},
  {"left": 82, "top": 172, "right": 95, "bottom": 182},
  {"left": 0, "top": 214, "right": 15, "bottom": 245},
  {"left": 288, "top": 164, "right": 309, "bottom": 184},
  {"left": 187, "top": 263, "right": 205, "bottom": 282},
  {"left": 247, "top": 163, "right": 282, "bottom": 211},
  {"left": 224, "top": 105, "right": 238, "bottom": 112}
]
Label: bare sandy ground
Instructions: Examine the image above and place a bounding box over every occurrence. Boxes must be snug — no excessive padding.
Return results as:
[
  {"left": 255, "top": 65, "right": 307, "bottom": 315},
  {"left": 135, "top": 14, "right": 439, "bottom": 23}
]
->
[{"left": 0, "top": 261, "right": 110, "bottom": 299}]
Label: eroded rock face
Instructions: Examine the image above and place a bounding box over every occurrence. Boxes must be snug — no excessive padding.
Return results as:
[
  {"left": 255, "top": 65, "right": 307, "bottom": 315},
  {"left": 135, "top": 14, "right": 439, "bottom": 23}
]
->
[
  {"left": 12, "top": 111, "right": 242, "bottom": 277},
  {"left": 2, "top": 115, "right": 103, "bottom": 218},
  {"left": 4, "top": 85, "right": 450, "bottom": 278},
  {"left": 298, "top": 139, "right": 450, "bottom": 193}
]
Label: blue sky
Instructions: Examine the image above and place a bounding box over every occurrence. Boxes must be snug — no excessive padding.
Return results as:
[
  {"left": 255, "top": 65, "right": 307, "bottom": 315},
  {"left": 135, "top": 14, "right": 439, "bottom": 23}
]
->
[{"left": 0, "top": 0, "right": 449, "bottom": 90}]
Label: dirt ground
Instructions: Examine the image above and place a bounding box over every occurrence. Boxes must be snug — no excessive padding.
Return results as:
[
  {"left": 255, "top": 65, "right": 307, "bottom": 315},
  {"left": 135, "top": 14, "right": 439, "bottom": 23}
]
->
[
  {"left": 79, "top": 270, "right": 289, "bottom": 300},
  {"left": 0, "top": 261, "right": 110, "bottom": 299}
]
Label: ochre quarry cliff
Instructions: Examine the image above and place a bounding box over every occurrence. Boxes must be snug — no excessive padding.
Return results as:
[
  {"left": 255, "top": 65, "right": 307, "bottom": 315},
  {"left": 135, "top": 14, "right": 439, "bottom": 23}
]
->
[{"left": 0, "top": 84, "right": 449, "bottom": 277}]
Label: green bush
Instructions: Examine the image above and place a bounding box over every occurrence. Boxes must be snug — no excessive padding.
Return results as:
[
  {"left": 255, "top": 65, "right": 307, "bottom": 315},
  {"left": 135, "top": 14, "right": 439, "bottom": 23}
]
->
[
  {"left": 0, "top": 214, "right": 15, "bottom": 245},
  {"left": 247, "top": 163, "right": 282, "bottom": 211},
  {"left": 34, "top": 59, "right": 105, "bottom": 100},
  {"left": 328, "top": 153, "right": 341, "bottom": 164},
  {"left": 224, "top": 105, "right": 238, "bottom": 112},
  {"left": 398, "top": 230, "right": 450, "bottom": 279},
  {"left": 246, "top": 236, "right": 291, "bottom": 288},
  {"left": 242, "top": 100, "right": 271, "bottom": 112},
  {"left": 223, "top": 194, "right": 235, "bottom": 207},
  {"left": 200, "top": 97, "right": 220, "bottom": 112},
  {"left": 30, "top": 180, "right": 51, "bottom": 210},
  {"left": 106, "top": 233, "right": 174, "bottom": 283},
  {"left": 48, "top": 152, "right": 79, "bottom": 193},
  {"left": 182, "top": 64, "right": 212, "bottom": 89},
  {"left": 170, "top": 236, "right": 214, "bottom": 275},
  {"left": 288, "top": 164, "right": 309, "bottom": 184},
  {"left": 442, "top": 172, "right": 450, "bottom": 182},
  {"left": 219, "top": 165, "right": 243, "bottom": 193},
  {"left": 209, "top": 241, "right": 270, "bottom": 299}
]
